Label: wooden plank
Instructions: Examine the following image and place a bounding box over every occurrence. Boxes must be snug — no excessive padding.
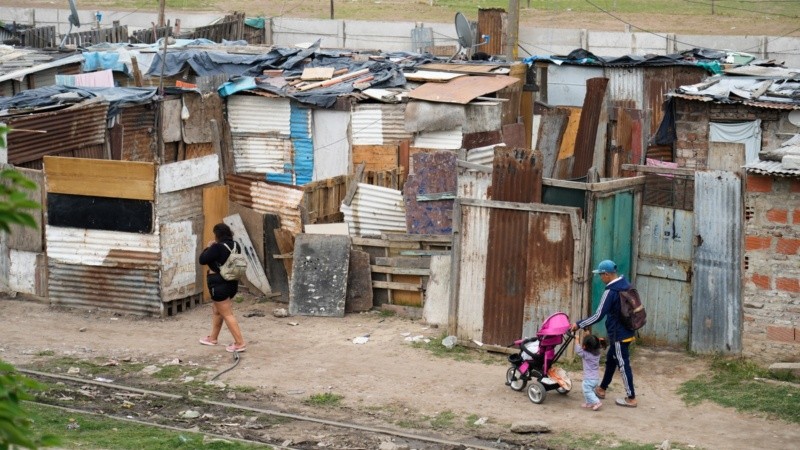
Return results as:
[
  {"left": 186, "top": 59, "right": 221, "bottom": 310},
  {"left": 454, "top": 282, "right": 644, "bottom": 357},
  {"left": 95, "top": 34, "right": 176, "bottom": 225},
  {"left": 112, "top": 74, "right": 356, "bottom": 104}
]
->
[
  {"left": 352, "top": 145, "right": 398, "bottom": 172},
  {"left": 371, "top": 265, "right": 430, "bottom": 276},
  {"left": 408, "top": 75, "right": 520, "bottom": 105},
  {"left": 404, "top": 70, "right": 467, "bottom": 82},
  {"left": 372, "top": 280, "right": 422, "bottom": 291},
  {"left": 399, "top": 250, "right": 452, "bottom": 256},
  {"left": 44, "top": 156, "right": 155, "bottom": 201},
  {"left": 158, "top": 154, "right": 220, "bottom": 194},
  {"left": 273, "top": 228, "right": 295, "bottom": 279},
  {"left": 352, "top": 237, "right": 420, "bottom": 249},
  {"left": 301, "top": 67, "right": 335, "bottom": 81},
  {"left": 346, "top": 249, "right": 373, "bottom": 313},
  {"left": 381, "top": 233, "right": 453, "bottom": 243},
  {"left": 223, "top": 213, "right": 272, "bottom": 296},
  {"left": 620, "top": 164, "right": 695, "bottom": 176},
  {"left": 374, "top": 256, "right": 431, "bottom": 269},
  {"left": 289, "top": 234, "right": 350, "bottom": 317},
  {"left": 420, "top": 63, "right": 499, "bottom": 74},
  {"left": 202, "top": 185, "right": 229, "bottom": 302},
  {"left": 343, "top": 162, "right": 365, "bottom": 206},
  {"left": 423, "top": 254, "right": 451, "bottom": 326}
]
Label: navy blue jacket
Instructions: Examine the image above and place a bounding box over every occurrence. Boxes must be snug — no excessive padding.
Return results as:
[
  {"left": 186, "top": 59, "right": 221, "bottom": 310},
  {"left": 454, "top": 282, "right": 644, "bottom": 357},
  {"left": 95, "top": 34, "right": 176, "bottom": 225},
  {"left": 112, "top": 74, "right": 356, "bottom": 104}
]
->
[{"left": 577, "top": 276, "right": 635, "bottom": 342}]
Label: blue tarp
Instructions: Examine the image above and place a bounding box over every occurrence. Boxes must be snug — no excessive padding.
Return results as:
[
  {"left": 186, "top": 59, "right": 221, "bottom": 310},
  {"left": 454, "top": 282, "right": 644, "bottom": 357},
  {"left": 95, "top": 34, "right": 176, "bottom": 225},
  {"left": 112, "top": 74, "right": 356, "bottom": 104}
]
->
[{"left": 0, "top": 85, "right": 157, "bottom": 117}]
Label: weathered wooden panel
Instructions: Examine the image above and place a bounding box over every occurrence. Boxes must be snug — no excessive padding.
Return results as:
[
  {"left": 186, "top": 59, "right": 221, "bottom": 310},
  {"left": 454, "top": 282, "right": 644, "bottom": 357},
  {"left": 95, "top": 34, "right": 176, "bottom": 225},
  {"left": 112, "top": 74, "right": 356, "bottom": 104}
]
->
[
  {"left": 408, "top": 75, "right": 519, "bottom": 104},
  {"left": 224, "top": 213, "right": 272, "bottom": 296},
  {"left": 346, "top": 249, "right": 373, "bottom": 313},
  {"left": 423, "top": 254, "right": 451, "bottom": 327},
  {"left": 182, "top": 92, "right": 223, "bottom": 144},
  {"left": 6, "top": 167, "right": 43, "bottom": 253},
  {"left": 202, "top": 185, "right": 230, "bottom": 301},
  {"left": 453, "top": 202, "right": 489, "bottom": 340},
  {"left": 477, "top": 8, "right": 505, "bottom": 57},
  {"left": 536, "top": 107, "right": 570, "bottom": 178},
  {"left": 158, "top": 154, "right": 220, "bottom": 194},
  {"left": 312, "top": 109, "right": 350, "bottom": 181},
  {"left": 9, "top": 250, "right": 46, "bottom": 297},
  {"left": 352, "top": 144, "right": 398, "bottom": 172},
  {"left": 161, "top": 98, "right": 183, "bottom": 143},
  {"left": 289, "top": 234, "right": 350, "bottom": 317},
  {"left": 708, "top": 142, "right": 746, "bottom": 172},
  {"left": 160, "top": 220, "right": 199, "bottom": 301},
  {"left": 303, "top": 175, "right": 347, "bottom": 224},
  {"left": 44, "top": 156, "right": 156, "bottom": 201}
]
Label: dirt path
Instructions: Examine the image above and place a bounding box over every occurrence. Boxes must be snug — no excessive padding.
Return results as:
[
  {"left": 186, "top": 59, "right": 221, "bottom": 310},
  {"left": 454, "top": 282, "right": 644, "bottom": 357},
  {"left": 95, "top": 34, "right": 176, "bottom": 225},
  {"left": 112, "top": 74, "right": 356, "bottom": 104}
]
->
[{"left": 1, "top": 296, "right": 797, "bottom": 449}]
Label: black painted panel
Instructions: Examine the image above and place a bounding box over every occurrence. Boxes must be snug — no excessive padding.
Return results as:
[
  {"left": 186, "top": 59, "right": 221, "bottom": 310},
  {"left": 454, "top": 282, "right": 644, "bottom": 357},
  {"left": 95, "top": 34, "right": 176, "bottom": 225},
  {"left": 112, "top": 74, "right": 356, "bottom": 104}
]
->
[{"left": 47, "top": 193, "right": 153, "bottom": 233}]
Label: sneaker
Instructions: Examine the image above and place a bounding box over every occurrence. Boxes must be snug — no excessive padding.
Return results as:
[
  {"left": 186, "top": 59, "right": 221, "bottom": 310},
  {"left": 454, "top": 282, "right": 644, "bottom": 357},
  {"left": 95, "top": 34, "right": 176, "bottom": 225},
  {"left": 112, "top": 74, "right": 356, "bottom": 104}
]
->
[
  {"left": 592, "top": 401, "right": 602, "bottom": 411},
  {"left": 615, "top": 397, "right": 637, "bottom": 408},
  {"left": 594, "top": 386, "right": 606, "bottom": 399}
]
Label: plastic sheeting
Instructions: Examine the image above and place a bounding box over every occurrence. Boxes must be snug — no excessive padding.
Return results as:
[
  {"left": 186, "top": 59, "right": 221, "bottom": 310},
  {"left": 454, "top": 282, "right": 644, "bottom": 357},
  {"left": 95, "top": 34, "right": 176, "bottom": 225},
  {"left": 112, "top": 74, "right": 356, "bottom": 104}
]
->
[
  {"left": 709, "top": 120, "right": 761, "bottom": 164},
  {"left": 0, "top": 85, "right": 157, "bottom": 118}
]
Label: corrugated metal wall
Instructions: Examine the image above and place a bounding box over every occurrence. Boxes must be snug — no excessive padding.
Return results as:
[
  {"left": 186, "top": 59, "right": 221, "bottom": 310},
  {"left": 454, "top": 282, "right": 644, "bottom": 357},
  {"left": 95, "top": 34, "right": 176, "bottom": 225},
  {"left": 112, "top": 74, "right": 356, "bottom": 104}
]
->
[
  {"left": 341, "top": 183, "right": 406, "bottom": 236},
  {"left": 351, "top": 103, "right": 411, "bottom": 145},
  {"left": 636, "top": 205, "right": 693, "bottom": 346},
  {"left": 692, "top": 170, "right": 742, "bottom": 354},
  {"left": 227, "top": 173, "right": 305, "bottom": 234},
  {"left": 453, "top": 201, "right": 490, "bottom": 340},
  {"left": 413, "top": 128, "right": 463, "bottom": 150},
  {"left": 46, "top": 226, "right": 162, "bottom": 315},
  {"left": 545, "top": 65, "right": 604, "bottom": 107},
  {"left": 119, "top": 104, "right": 157, "bottom": 162},
  {"left": 453, "top": 199, "right": 581, "bottom": 346},
  {"left": 457, "top": 169, "right": 491, "bottom": 200},
  {"left": 6, "top": 102, "right": 108, "bottom": 166},
  {"left": 228, "top": 95, "right": 293, "bottom": 174},
  {"left": 267, "top": 103, "right": 313, "bottom": 185}
]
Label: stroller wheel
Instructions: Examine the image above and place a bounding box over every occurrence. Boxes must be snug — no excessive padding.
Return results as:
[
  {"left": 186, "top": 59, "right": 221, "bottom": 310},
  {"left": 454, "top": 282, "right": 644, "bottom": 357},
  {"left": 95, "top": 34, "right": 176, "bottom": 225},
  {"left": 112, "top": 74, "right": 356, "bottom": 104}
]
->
[
  {"left": 527, "top": 381, "right": 547, "bottom": 404},
  {"left": 557, "top": 387, "right": 570, "bottom": 395},
  {"left": 505, "top": 367, "right": 527, "bottom": 391}
]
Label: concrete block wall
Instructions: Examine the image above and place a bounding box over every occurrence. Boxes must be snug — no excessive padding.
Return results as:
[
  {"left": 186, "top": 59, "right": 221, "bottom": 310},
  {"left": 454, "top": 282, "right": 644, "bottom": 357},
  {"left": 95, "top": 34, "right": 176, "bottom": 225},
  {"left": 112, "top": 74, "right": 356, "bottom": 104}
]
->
[{"left": 743, "top": 175, "right": 800, "bottom": 363}]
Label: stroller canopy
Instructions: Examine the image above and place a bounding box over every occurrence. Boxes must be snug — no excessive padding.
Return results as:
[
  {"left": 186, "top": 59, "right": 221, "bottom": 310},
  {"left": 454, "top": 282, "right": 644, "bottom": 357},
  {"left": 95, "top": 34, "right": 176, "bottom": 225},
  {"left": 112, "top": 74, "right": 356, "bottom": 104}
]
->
[{"left": 538, "top": 312, "right": 571, "bottom": 336}]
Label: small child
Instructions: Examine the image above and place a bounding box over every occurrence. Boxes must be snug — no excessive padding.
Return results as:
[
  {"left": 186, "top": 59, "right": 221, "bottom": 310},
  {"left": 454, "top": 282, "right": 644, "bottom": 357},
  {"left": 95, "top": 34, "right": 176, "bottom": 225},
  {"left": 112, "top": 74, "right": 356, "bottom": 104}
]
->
[{"left": 575, "top": 332, "right": 603, "bottom": 411}]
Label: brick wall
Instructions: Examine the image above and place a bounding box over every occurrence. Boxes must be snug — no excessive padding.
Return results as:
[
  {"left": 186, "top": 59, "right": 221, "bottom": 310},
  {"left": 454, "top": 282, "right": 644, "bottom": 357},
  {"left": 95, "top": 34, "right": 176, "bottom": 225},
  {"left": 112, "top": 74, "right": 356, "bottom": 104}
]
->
[
  {"left": 743, "top": 174, "right": 800, "bottom": 363},
  {"left": 673, "top": 100, "right": 782, "bottom": 170}
]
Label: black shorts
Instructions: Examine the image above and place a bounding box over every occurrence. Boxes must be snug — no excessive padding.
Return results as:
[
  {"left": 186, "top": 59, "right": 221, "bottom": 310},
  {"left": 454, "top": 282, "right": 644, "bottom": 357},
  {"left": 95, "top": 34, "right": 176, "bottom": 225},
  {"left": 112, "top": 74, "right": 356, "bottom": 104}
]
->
[{"left": 207, "top": 273, "right": 239, "bottom": 301}]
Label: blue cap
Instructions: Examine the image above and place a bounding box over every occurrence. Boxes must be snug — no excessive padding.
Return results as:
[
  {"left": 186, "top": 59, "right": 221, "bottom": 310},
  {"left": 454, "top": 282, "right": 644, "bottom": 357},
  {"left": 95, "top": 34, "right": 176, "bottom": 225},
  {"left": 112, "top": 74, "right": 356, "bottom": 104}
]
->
[{"left": 592, "top": 260, "right": 617, "bottom": 274}]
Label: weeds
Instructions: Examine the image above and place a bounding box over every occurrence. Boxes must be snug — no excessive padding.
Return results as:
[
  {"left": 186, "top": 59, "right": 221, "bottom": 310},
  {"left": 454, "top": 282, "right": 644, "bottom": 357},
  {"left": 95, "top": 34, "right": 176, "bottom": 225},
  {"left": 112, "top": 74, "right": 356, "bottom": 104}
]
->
[
  {"left": 430, "top": 410, "right": 455, "bottom": 429},
  {"left": 35, "top": 350, "right": 55, "bottom": 357},
  {"left": 678, "top": 355, "right": 800, "bottom": 423},
  {"left": 304, "top": 392, "right": 343, "bottom": 407}
]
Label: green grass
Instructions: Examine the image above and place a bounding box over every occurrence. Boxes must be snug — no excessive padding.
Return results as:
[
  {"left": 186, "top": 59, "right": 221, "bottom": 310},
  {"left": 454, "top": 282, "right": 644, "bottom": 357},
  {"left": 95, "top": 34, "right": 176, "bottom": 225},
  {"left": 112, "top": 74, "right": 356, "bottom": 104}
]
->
[
  {"left": 429, "top": 410, "right": 456, "bottom": 429},
  {"left": 547, "top": 432, "right": 660, "bottom": 450},
  {"left": 678, "top": 356, "right": 800, "bottom": 423},
  {"left": 303, "top": 392, "right": 343, "bottom": 407},
  {"left": 36, "top": 350, "right": 55, "bottom": 357},
  {"left": 25, "top": 403, "right": 268, "bottom": 449},
  {"left": 379, "top": 309, "right": 396, "bottom": 318}
]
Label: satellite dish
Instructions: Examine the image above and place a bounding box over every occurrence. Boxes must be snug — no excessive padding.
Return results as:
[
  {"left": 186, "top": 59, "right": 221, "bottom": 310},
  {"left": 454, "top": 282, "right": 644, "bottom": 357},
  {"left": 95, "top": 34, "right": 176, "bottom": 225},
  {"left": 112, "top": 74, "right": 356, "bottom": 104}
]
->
[
  {"left": 59, "top": 0, "right": 81, "bottom": 49},
  {"left": 454, "top": 12, "right": 474, "bottom": 50},
  {"left": 68, "top": 0, "right": 81, "bottom": 27}
]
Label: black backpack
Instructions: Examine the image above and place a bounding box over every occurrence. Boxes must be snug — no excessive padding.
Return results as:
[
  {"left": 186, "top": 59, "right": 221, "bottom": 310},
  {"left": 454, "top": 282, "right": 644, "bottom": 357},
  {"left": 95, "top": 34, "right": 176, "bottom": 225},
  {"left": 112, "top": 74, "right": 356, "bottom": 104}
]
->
[{"left": 618, "top": 288, "right": 647, "bottom": 331}]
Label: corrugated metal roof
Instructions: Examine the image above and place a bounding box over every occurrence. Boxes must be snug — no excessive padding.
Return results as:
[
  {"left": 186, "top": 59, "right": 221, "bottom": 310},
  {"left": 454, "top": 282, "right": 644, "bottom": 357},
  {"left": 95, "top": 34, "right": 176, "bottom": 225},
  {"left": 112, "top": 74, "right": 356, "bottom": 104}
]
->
[
  {"left": 413, "top": 128, "right": 463, "bottom": 150},
  {"left": 227, "top": 95, "right": 291, "bottom": 135},
  {"left": 227, "top": 173, "right": 305, "bottom": 234},
  {"left": 341, "top": 183, "right": 406, "bottom": 236},
  {"left": 0, "top": 51, "right": 83, "bottom": 83},
  {"left": 744, "top": 159, "right": 800, "bottom": 178}
]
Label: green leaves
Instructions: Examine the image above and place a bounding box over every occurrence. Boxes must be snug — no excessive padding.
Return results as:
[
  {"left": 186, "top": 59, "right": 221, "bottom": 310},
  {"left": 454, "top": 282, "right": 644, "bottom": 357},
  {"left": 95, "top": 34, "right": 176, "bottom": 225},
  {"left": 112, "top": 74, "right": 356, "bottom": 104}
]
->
[
  {"left": 0, "top": 360, "right": 58, "bottom": 449},
  {"left": 0, "top": 165, "right": 41, "bottom": 233}
]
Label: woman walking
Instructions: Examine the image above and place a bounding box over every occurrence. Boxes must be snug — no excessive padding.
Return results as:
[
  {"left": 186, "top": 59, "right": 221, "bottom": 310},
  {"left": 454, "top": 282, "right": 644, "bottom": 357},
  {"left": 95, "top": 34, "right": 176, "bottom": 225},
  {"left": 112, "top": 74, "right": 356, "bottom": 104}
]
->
[{"left": 198, "top": 222, "right": 247, "bottom": 353}]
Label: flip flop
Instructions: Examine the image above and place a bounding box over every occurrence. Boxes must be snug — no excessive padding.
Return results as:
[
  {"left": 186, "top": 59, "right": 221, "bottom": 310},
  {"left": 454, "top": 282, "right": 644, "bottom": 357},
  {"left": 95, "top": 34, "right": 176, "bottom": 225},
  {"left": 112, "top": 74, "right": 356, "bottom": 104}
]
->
[
  {"left": 615, "top": 397, "right": 637, "bottom": 408},
  {"left": 226, "top": 344, "right": 247, "bottom": 353},
  {"left": 199, "top": 336, "right": 218, "bottom": 346},
  {"left": 594, "top": 387, "right": 606, "bottom": 399}
]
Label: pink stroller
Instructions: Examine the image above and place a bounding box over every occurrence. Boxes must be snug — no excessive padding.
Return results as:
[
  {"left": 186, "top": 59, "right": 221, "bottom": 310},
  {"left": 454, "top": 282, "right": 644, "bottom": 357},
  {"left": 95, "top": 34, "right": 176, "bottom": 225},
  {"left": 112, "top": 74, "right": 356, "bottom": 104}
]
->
[{"left": 505, "top": 312, "right": 574, "bottom": 404}]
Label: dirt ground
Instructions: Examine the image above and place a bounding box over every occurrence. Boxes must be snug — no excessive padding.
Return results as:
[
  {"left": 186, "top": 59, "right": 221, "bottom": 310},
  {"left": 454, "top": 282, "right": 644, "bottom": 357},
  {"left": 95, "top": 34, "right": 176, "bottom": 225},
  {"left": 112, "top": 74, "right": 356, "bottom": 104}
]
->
[{"left": 1, "top": 293, "right": 798, "bottom": 449}]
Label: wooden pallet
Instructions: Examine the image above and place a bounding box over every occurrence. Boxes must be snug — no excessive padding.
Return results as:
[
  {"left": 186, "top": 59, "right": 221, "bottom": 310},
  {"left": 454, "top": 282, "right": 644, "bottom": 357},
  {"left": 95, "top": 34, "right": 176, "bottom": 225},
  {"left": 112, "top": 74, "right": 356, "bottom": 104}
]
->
[
  {"left": 303, "top": 175, "right": 347, "bottom": 224},
  {"left": 351, "top": 233, "right": 452, "bottom": 308},
  {"left": 164, "top": 293, "right": 204, "bottom": 317}
]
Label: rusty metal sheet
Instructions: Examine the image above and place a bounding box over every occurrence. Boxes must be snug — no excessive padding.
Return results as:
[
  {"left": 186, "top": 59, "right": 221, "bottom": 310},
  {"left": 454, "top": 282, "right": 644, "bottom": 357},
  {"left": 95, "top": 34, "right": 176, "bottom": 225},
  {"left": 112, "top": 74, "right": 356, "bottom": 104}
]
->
[
  {"left": 46, "top": 226, "right": 162, "bottom": 315},
  {"left": 7, "top": 101, "right": 108, "bottom": 166},
  {"left": 119, "top": 103, "right": 156, "bottom": 162},
  {"left": 572, "top": 77, "right": 609, "bottom": 179},
  {"left": 227, "top": 173, "right": 305, "bottom": 234},
  {"left": 403, "top": 151, "right": 457, "bottom": 234},
  {"left": 462, "top": 130, "right": 503, "bottom": 150},
  {"left": 502, "top": 122, "right": 526, "bottom": 150},
  {"left": 535, "top": 107, "right": 570, "bottom": 178},
  {"left": 408, "top": 75, "right": 519, "bottom": 105},
  {"left": 157, "top": 184, "right": 204, "bottom": 224},
  {"left": 454, "top": 202, "right": 490, "bottom": 340},
  {"left": 477, "top": 8, "right": 505, "bottom": 56},
  {"left": 491, "top": 146, "right": 542, "bottom": 203}
]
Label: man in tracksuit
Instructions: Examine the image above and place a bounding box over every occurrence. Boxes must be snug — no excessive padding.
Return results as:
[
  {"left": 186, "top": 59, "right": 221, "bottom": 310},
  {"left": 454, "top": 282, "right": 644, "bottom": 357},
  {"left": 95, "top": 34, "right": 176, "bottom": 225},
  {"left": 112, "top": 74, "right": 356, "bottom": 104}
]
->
[{"left": 570, "top": 260, "right": 638, "bottom": 408}]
